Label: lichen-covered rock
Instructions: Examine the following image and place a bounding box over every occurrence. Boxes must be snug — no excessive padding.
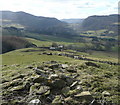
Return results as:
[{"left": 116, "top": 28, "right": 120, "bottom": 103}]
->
[
  {"left": 32, "top": 76, "right": 46, "bottom": 83},
  {"left": 52, "top": 95, "right": 63, "bottom": 104},
  {"left": 67, "top": 85, "right": 83, "bottom": 96},
  {"left": 60, "top": 64, "right": 69, "bottom": 69},
  {"left": 12, "top": 74, "right": 26, "bottom": 80},
  {"left": 102, "top": 91, "right": 110, "bottom": 96},
  {"left": 49, "top": 64, "right": 59, "bottom": 69},
  {"left": 2, "top": 78, "right": 23, "bottom": 89},
  {"left": 85, "top": 62, "right": 100, "bottom": 68},
  {"left": 34, "top": 68, "right": 47, "bottom": 77},
  {"left": 64, "top": 97, "right": 80, "bottom": 105},
  {"left": 67, "top": 69, "right": 77, "bottom": 73},
  {"left": 48, "top": 74, "right": 59, "bottom": 80},
  {"left": 10, "top": 85, "right": 25, "bottom": 91},
  {"left": 50, "top": 79, "right": 66, "bottom": 89},
  {"left": 62, "top": 87, "right": 70, "bottom": 97},
  {"left": 29, "top": 83, "right": 41, "bottom": 94},
  {"left": 36, "top": 86, "right": 50, "bottom": 95},
  {"left": 23, "top": 81, "right": 31, "bottom": 91},
  {"left": 68, "top": 89, "right": 80, "bottom": 96},
  {"left": 58, "top": 74, "right": 74, "bottom": 86},
  {"left": 74, "top": 91, "right": 93, "bottom": 102}
]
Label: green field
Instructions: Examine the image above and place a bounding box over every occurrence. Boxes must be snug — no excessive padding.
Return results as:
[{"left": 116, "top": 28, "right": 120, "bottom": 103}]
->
[
  {"left": 26, "top": 38, "right": 118, "bottom": 62},
  {"left": 2, "top": 48, "right": 81, "bottom": 65},
  {"left": 1, "top": 37, "right": 119, "bottom": 104}
]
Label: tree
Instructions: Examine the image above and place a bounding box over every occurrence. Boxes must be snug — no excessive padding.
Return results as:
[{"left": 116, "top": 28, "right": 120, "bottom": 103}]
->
[{"left": 52, "top": 42, "right": 58, "bottom": 47}]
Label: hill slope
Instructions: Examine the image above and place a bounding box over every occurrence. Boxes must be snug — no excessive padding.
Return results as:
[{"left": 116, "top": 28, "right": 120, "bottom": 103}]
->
[
  {"left": 81, "top": 14, "right": 119, "bottom": 32},
  {"left": 1, "top": 11, "right": 77, "bottom": 37},
  {"left": 1, "top": 42, "right": 119, "bottom": 104}
]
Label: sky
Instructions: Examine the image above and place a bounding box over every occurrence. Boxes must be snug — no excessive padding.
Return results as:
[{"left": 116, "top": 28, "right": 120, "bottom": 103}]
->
[{"left": 0, "top": 0, "right": 119, "bottom": 19}]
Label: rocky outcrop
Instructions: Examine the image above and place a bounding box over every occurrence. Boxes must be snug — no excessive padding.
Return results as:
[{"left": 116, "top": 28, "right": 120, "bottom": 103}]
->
[{"left": 2, "top": 61, "right": 117, "bottom": 105}]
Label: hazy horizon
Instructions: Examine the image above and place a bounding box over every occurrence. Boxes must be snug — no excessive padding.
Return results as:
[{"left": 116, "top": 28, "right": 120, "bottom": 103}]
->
[
  {"left": 1, "top": 0, "right": 118, "bottom": 19},
  {"left": 1, "top": 10, "right": 119, "bottom": 20}
]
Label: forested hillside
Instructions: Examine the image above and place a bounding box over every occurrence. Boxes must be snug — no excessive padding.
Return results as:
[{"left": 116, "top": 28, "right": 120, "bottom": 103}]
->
[{"left": 1, "top": 36, "right": 36, "bottom": 53}]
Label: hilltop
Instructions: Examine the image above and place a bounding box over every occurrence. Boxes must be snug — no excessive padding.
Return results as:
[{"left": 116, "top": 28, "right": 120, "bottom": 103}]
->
[{"left": 1, "top": 38, "right": 119, "bottom": 105}]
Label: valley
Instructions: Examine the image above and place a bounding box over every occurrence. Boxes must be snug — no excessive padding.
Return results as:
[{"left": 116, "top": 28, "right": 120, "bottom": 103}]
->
[{"left": 0, "top": 11, "right": 119, "bottom": 105}]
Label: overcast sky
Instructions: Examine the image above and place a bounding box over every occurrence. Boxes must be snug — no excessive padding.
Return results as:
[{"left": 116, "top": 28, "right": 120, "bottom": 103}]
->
[{"left": 0, "top": 0, "right": 119, "bottom": 19}]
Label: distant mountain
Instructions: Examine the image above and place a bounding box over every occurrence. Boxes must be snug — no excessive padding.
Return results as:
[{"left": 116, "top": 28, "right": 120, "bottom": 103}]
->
[
  {"left": 81, "top": 14, "right": 119, "bottom": 32},
  {"left": 1, "top": 11, "right": 77, "bottom": 37},
  {"left": 1, "top": 11, "right": 119, "bottom": 38},
  {"left": 61, "top": 19, "right": 84, "bottom": 24}
]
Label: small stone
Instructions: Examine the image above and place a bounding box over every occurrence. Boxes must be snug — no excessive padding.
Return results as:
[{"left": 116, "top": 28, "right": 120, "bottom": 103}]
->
[
  {"left": 37, "top": 86, "right": 50, "bottom": 95},
  {"left": 29, "top": 83, "right": 40, "bottom": 94},
  {"left": 12, "top": 74, "right": 26, "bottom": 80},
  {"left": 25, "top": 65, "right": 34, "bottom": 69},
  {"left": 48, "top": 74, "right": 59, "bottom": 80},
  {"left": 29, "top": 99, "right": 41, "bottom": 105},
  {"left": 51, "top": 79, "right": 66, "bottom": 89},
  {"left": 70, "top": 81, "right": 78, "bottom": 88},
  {"left": 59, "top": 69, "right": 65, "bottom": 73},
  {"left": 47, "top": 53, "right": 52, "bottom": 55},
  {"left": 10, "top": 85, "right": 25, "bottom": 91},
  {"left": 65, "top": 77, "right": 74, "bottom": 86},
  {"left": 67, "top": 69, "right": 77, "bottom": 73},
  {"left": 49, "top": 64, "right": 59, "bottom": 69},
  {"left": 74, "top": 91, "right": 93, "bottom": 102},
  {"left": 44, "top": 90, "right": 50, "bottom": 96},
  {"left": 68, "top": 89, "right": 79, "bottom": 96},
  {"left": 7, "top": 78, "right": 23, "bottom": 88},
  {"left": 46, "top": 95, "right": 54, "bottom": 103},
  {"left": 64, "top": 97, "right": 79, "bottom": 104},
  {"left": 102, "top": 91, "right": 110, "bottom": 96},
  {"left": 52, "top": 95, "right": 63, "bottom": 104},
  {"left": 76, "top": 85, "right": 83, "bottom": 91},
  {"left": 23, "top": 81, "right": 31, "bottom": 90},
  {"left": 33, "top": 76, "right": 46, "bottom": 83},
  {"left": 34, "top": 69, "right": 47, "bottom": 77},
  {"left": 50, "top": 61, "right": 58, "bottom": 64},
  {"left": 62, "top": 87, "right": 70, "bottom": 96},
  {"left": 64, "top": 97, "right": 72, "bottom": 102},
  {"left": 74, "top": 91, "right": 91, "bottom": 97},
  {"left": 85, "top": 62, "right": 100, "bottom": 68},
  {"left": 60, "top": 64, "right": 69, "bottom": 69}
]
